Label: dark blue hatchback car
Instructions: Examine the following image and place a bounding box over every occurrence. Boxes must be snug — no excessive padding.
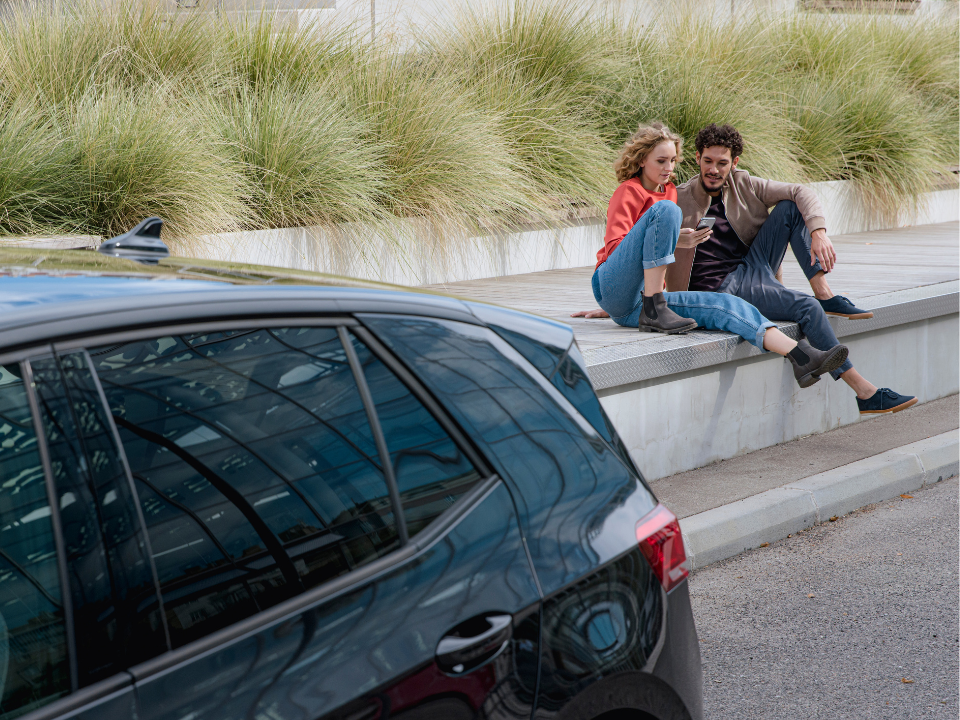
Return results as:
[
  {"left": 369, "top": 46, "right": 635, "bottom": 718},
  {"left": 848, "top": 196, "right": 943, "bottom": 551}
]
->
[{"left": 0, "top": 251, "right": 702, "bottom": 720}]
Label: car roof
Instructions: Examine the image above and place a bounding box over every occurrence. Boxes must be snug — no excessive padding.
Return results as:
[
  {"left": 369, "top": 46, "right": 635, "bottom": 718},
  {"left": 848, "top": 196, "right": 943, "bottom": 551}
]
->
[
  {"left": 0, "top": 245, "right": 407, "bottom": 294},
  {"left": 0, "top": 247, "right": 574, "bottom": 356}
]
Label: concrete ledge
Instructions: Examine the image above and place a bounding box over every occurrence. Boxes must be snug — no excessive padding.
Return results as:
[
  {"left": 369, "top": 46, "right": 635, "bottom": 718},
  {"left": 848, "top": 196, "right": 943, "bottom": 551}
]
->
[
  {"left": 600, "top": 312, "right": 959, "bottom": 480},
  {"left": 585, "top": 281, "right": 959, "bottom": 389},
  {"left": 679, "top": 429, "right": 959, "bottom": 570}
]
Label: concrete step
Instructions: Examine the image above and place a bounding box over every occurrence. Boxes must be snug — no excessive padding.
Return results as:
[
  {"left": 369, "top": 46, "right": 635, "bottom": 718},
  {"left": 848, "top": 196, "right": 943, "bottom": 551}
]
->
[
  {"left": 659, "top": 396, "right": 959, "bottom": 570},
  {"left": 597, "top": 280, "right": 958, "bottom": 479},
  {"left": 651, "top": 394, "right": 959, "bottom": 519}
]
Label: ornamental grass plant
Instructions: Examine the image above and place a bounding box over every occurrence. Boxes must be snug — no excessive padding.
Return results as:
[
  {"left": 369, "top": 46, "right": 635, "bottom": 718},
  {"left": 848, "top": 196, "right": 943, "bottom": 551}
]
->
[
  {"left": 0, "top": 0, "right": 955, "bottom": 248},
  {"left": 210, "top": 80, "right": 383, "bottom": 229}
]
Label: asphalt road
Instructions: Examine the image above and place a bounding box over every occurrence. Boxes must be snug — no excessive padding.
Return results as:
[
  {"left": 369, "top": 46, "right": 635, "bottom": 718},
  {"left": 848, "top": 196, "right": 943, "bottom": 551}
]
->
[{"left": 688, "top": 476, "right": 959, "bottom": 719}]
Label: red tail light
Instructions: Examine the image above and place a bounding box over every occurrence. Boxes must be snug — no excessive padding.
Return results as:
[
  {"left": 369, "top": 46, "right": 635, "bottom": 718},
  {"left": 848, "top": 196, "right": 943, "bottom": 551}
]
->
[{"left": 636, "top": 504, "right": 689, "bottom": 592}]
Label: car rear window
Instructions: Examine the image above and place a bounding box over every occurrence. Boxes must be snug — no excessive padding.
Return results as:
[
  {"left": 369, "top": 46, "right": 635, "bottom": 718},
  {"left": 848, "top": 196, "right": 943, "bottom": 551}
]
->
[{"left": 344, "top": 331, "right": 481, "bottom": 537}]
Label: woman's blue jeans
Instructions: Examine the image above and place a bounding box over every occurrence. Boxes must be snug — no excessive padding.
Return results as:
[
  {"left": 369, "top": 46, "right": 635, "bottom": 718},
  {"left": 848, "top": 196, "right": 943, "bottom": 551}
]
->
[{"left": 592, "top": 200, "right": 776, "bottom": 351}]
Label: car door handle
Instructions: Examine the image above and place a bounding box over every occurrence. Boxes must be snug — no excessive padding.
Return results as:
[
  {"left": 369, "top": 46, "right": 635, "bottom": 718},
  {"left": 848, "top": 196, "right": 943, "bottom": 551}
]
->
[{"left": 436, "top": 613, "right": 513, "bottom": 675}]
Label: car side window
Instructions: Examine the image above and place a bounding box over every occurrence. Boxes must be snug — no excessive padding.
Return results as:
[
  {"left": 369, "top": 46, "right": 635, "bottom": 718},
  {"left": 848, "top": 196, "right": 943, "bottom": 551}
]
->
[
  {"left": 89, "top": 325, "right": 480, "bottom": 651},
  {"left": 0, "top": 364, "right": 70, "bottom": 717}
]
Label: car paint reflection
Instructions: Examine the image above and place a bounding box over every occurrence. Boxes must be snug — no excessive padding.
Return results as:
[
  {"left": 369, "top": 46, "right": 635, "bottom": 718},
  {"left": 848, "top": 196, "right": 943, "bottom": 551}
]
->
[{"left": 133, "top": 482, "right": 540, "bottom": 720}]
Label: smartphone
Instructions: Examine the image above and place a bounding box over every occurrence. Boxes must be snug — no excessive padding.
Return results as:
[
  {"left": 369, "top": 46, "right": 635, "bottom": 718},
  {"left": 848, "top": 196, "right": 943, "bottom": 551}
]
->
[{"left": 696, "top": 216, "right": 716, "bottom": 231}]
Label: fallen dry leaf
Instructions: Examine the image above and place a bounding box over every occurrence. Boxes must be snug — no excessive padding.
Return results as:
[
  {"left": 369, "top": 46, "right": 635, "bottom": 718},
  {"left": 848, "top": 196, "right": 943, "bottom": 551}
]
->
[
  {"left": 807, "top": 593, "right": 815, "bottom": 598},
  {"left": 759, "top": 542, "right": 769, "bottom": 547},
  {"left": 902, "top": 678, "right": 914, "bottom": 684},
  {"left": 900, "top": 494, "right": 913, "bottom": 499},
  {"left": 829, "top": 516, "right": 839, "bottom": 521}
]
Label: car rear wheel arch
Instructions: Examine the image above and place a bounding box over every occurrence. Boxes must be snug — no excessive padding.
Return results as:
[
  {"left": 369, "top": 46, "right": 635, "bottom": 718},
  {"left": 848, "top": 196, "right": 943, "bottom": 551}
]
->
[
  {"left": 592, "top": 710, "right": 659, "bottom": 720},
  {"left": 555, "top": 670, "right": 693, "bottom": 720}
]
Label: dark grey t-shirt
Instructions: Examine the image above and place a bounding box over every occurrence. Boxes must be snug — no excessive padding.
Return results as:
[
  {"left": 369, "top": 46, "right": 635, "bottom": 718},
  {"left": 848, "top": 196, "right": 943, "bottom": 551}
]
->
[{"left": 688, "top": 196, "right": 750, "bottom": 292}]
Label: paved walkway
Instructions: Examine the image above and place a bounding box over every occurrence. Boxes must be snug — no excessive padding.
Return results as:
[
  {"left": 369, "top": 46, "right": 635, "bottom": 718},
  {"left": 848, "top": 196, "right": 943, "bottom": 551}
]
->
[{"left": 426, "top": 222, "right": 959, "bottom": 353}]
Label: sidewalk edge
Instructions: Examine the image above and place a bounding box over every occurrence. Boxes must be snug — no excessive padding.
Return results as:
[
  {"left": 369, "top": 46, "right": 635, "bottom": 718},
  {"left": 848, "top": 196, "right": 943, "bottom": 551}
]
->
[{"left": 678, "top": 429, "right": 960, "bottom": 571}]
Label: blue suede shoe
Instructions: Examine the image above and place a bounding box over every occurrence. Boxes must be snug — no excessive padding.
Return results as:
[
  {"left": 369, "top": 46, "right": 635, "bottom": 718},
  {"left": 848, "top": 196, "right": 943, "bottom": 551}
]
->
[
  {"left": 857, "top": 388, "right": 917, "bottom": 415},
  {"left": 818, "top": 295, "right": 874, "bottom": 319}
]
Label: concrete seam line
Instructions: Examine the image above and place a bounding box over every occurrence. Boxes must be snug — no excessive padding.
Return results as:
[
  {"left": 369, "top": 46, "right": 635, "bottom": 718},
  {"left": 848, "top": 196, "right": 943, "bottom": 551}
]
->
[
  {"left": 802, "top": 487, "right": 822, "bottom": 525},
  {"left": 915, "top": 450, "right": 928, "bottom": 485}
]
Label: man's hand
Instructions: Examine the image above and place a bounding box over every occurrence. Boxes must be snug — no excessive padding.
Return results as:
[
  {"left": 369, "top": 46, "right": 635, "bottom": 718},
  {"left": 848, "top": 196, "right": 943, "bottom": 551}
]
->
[
  {"left": 677, "top": 227, "right": 712, "bottom": 249},
  {"left": 810, "top": 229, "right": 836, "bottom": 273},
  {"left": 570, "top": 309, "right": 610, "bottom": 319}
]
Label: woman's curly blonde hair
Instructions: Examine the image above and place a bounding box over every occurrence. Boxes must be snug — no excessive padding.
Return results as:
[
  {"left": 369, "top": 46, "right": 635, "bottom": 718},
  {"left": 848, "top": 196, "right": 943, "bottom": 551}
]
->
[{"left": 614, "top": 122, "right": 684, "bottom": 184}]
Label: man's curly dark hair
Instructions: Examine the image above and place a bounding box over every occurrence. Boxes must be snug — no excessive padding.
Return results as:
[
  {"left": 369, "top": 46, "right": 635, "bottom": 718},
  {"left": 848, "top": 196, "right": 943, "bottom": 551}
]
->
[{"left": 694, "top": 124, "right": 744, "bottom": 158}]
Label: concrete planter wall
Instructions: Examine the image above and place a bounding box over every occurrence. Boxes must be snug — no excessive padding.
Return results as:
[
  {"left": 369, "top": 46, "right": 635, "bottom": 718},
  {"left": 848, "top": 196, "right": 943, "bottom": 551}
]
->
[
  {"left": 187, "top": 181, "right": 959, "bottom": 286},
  {"left": 311, "top": 0, "right": 958, "bottom": 42},
  {"left": 798, "top": 0, "right": 921, "bottom": 13}
]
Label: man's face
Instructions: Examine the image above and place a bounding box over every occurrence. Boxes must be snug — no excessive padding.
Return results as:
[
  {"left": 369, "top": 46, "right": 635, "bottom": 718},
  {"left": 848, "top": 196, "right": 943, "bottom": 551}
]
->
[{"left": 696, "top": 146, "right": 739, "bottom": 192}]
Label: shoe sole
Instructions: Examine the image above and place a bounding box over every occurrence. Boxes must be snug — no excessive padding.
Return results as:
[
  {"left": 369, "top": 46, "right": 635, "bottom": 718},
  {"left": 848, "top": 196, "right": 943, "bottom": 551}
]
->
[
  {"left": 860, "top": 397, "right": 919, "bottom": 415},
  {"left": 797, "top": 345, "right": 849, "bottom": 389},
  {"left": 825, "top": 311, "right": 874, "bottom": 319},
  {"left": 639, "top": 322, "right": 699, "bottom": 335}
]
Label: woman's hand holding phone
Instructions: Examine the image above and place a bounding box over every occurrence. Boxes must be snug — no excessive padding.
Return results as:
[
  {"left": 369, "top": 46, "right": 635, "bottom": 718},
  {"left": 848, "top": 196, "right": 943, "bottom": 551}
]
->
[{"left": 677, "top": 226, "right": 713, "bottom": 249}]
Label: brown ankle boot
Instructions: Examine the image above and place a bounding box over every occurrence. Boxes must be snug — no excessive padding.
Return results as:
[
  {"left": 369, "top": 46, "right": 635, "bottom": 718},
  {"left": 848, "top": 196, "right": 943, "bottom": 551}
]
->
[{"left": 638, "top": 293, "right": 698, "bottom": 335}]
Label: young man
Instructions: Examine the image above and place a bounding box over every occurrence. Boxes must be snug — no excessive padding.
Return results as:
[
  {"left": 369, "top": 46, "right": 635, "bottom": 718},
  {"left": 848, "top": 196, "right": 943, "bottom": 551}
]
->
[{"left": 667, "top": 123, "right": 915, "bottom": 415}]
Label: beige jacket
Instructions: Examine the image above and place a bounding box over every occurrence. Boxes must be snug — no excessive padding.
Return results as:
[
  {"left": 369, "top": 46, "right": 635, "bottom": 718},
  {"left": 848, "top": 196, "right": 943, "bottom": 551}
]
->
[{"left": 666, "top": 169, "right": 826, "bottom": 292}]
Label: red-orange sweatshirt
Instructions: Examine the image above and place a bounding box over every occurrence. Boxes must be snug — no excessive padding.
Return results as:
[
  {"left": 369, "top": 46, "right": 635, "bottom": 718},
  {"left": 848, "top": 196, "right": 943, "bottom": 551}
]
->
[{"left": 595, "top": 178, "right": 677, "bottom": 268}]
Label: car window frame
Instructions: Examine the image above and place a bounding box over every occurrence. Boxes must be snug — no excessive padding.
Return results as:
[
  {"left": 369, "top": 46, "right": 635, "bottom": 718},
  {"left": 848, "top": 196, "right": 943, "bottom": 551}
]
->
[
  {"left": 19, "top": 356, "right": 79, "bottom": 695},
  {"left": 10, "top": 315, "right": 502, "bottom": 720},
  {"left": 33, "top": 348, "right": 173, "bottom": 660}
]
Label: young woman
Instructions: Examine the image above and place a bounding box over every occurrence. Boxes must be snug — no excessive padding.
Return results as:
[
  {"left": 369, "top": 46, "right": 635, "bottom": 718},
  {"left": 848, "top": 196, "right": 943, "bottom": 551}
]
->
[{"left": 581, "top": 122, "right": 849, "bottom": 388}]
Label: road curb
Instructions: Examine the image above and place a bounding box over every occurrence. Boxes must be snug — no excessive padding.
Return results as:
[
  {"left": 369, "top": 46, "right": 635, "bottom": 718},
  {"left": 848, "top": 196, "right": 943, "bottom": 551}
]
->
[{"left": 679, "top": 429, "right": 959, "bottom": 570}]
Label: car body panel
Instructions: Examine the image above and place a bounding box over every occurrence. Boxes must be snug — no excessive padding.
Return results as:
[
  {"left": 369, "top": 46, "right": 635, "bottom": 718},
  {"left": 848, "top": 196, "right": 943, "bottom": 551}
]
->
[
  {"left": 358, "top": 314, "right": 659, "bottom": 593},
  {"left": 132, "top": 481, "right": 540, "bottom": 720},
  {"left": 0, "top": 285, "right": 479, "bottom": 357},
  {"left": 64, "top": 685, "right": 138, "bottom": 720}
]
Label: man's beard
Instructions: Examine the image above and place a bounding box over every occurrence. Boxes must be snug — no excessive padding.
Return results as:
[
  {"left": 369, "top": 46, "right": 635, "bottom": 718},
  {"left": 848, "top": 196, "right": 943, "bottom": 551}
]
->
[{"left": 700, "top": 173, "right": 724, "bottom": 192}]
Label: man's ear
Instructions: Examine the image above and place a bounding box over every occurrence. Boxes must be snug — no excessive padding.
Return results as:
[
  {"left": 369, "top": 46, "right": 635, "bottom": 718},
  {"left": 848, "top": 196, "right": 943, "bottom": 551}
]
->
[
  {"left": 732, "top": 156, "right": 740, "bottom": 169},
  {"left": 695, "top": 151, "right": 701, "bottom": 164}
]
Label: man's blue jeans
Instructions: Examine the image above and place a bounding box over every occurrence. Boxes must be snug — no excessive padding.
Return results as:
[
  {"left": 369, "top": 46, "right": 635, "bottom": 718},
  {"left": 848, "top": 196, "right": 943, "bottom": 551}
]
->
[
  {"left": 592, "top": 200, "right": 776, "bottom": 351},
  {"left": 718, "top": 200, "right": 854, "bottom": 379}
]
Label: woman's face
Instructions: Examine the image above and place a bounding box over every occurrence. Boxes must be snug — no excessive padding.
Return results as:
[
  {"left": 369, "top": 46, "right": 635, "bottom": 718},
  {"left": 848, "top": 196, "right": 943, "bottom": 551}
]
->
[{"left": 638, "top": 140, "right": 678, "bottom": 191}]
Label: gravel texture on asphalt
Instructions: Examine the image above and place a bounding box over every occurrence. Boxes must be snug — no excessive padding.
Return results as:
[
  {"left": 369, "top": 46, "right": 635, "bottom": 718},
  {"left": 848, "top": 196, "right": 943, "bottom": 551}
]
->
[{"left": 688, "top": 476, "right": 959, "bottom": 719}]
